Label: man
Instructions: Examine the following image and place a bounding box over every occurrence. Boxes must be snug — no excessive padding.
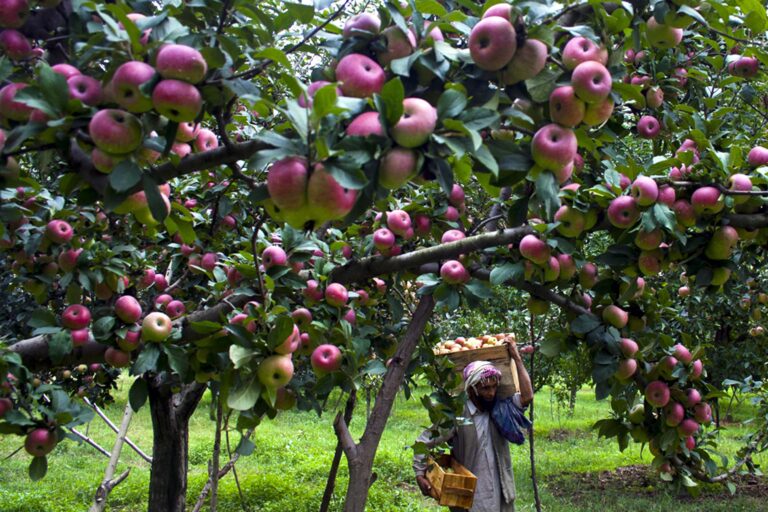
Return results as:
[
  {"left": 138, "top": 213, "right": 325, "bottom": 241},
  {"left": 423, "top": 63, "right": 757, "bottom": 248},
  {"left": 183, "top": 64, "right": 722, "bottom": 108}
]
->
[{"left": 413, "top": 342, "right": 534, "bottom": 512}]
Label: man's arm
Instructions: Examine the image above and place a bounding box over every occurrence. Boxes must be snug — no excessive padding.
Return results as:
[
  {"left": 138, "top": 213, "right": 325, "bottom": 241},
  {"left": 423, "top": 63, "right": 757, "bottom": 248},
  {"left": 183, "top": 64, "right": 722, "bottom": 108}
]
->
[
  {"left": 413, "top": 426, "right": 455, "bottom": 497},
  {"left": 508, "top": 342, "right": 534, "bottom": 407}
]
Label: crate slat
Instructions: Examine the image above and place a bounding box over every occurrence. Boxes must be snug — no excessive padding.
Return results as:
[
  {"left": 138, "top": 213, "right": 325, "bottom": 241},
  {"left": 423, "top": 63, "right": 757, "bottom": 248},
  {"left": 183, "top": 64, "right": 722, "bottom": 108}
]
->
[
  {"left": 444, "top": 344, "right": 519, "bottom": 398},
  {"left": 426, "top": 455, "right": 477, "bottom": 508}
]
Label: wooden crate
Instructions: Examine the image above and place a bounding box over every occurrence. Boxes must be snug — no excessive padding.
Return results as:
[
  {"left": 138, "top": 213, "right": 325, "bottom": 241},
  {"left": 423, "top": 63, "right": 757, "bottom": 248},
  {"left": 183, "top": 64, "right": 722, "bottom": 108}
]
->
[
  {"left": 445, "top": 344, "right": 519, "bottom": 399},
  {"left": 426, "top": 455, "right": 477, "bottom": 508}
]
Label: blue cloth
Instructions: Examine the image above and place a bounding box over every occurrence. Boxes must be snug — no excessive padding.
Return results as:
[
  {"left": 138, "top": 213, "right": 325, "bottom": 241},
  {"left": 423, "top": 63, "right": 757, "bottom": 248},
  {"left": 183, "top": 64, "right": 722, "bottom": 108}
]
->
[{"left": 491, "top": 396, "right": 531, "bottom": 445}]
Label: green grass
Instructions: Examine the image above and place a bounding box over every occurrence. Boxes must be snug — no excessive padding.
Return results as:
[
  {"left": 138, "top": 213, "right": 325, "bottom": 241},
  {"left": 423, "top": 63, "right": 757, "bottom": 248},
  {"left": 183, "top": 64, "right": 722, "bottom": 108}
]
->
[{"left": 0, "top": 381, "right": 766, "bottom": 511}]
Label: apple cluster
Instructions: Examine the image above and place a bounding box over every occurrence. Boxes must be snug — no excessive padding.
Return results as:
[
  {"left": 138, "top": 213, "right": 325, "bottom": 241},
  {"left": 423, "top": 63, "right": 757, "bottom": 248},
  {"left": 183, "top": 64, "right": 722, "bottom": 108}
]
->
[{"left": 433, "top": 332, "right": 514, "bottom": 354}]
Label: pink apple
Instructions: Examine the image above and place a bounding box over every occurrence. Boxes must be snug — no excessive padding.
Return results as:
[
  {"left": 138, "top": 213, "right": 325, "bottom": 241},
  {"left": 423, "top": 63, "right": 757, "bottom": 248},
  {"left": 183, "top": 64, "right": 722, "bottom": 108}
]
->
[
  {"left": 115, "top": 295, "right": 142, "bottom": 323},
  {"left": 468, "top": 16, "right": 517, "bottom": 71},
  {"left": 70, "top": 328, "right": 90, "bottom": 347},
  {"left": 306, "top": 164, "right": 358, "bottom": 222},
  {"left": 672, "top": 343, "right": 692, "bottom": 364},
  {"left": 152, "top": 79, "right": 203, "bottom": 123},
  {"left": 730, "top": 56, "right": 759, "bottom": 78},
  {"left": 258, "top": 354, "right": 294, "bottom": 388},
  {"left": 166, "top": 300, "right": 185, "bottom": 319},
  {"left": 635, "top": 228, "right": 663, "bottom": 250},
  {"left": 561, "top": 36, "right": 608, "bottom": 70},
  {"left": 111, "top": 61, "right": 156, "bottom": 113},
  {"left": 67, "top": 74, "right": 103, "bottom": 106},
  {"left": 582, "top": 97, "right": 614, "bottom": 127},
  {"left": 391, "top": 97, "right": 437, "bottom": 148},
  {"left": 117, "top": 329, "right": 141, "bottom": 352},
  {"left": 311, "top": 344, "right": 343, "bottom": 374},
  {"left": 274, "top": 324, "right": 301, "bottom": 355},
  {"left": 602, "top": 305, "right": 628, "bottom": 329},
  {"left": 690, "top": 359, "right": 703, "bottom": 380},
  {"left": 155, "top": 44, "right": 208, "bottom": 84},
  {"left": 262, "top": 245, "right": 287, "bottom": 268},
  {"left": 557, "top": 253, "right": 577, "bottom": 281},
  {"left": 0, "top": 0, "right": 29, "bottom": 29},
  {"left": 24, "top": 427, "right": 57, "bottom": 457},
  {"left": 335, "top": 53, "right": 385, "bottom": 98},
  {"left": 373, "top": 227, "right": 396, "bottom": 251},
  {"left": 0, "top": 82, "right": 33, "bottom": 121},
  {"left": 291, "top": 308, "right": 313, "bottom": 329},
  {"left": 631, "top": 176, "right": 659, "bottom": 206},
  {"left": 645, "top": 380, "right": 670, "bottom": 408},
  {"left": 303, "top": 279, "right": 324, "bottom": 303},
  {"left": 154, "top": 273, "right": 168, "bottom": 291},
  {"left": 646, "top": 17, "right": 683, "bottom": 49},
  {"left": 0, "top": 29, "right": 31, "bottom": 60},
  {"left": 346, "top": 111, "right": 384, "bottom": 137},
  {"left": 658, "top": 185, "right": 676, "bottom": 206},
  {"left": 378, "top": 147, "right": 419, "bottom": 189},
  {"left": 62, "top": 304, "right": 91, "bottom": 330},
  {"left": 104, "top": 347, "right": 132, "bottom": 368},
  {"left": 693, "top": 402, "right": 711, "bottom": 424},
  {"left": 342, "top": 12, "right": 381, "bottom": 37},
  {"left": 0, "top": 397, "right": 12, "bottom": 418},
  {"left": 619, "top": 338, "right": 639, "bottom": 358},
  {"left": 549, "top": 86, "right": 585, "bottom": 127},
  {"left": 607, "top": 195, "right": 640, "bottom": 229},
  {"left": 637, "top": 115, "right": 661, "bottom": 139},
  {"left": 141, "top": 312, "right": 173, "bottom": 342},
  {"left": 386, "top": 210, "right": 411, "bottom": 237},
  {"left": 571, "top": 61, "right": 612, "bottom": 103},
  {"left": 691, "top": 186, "right": 723, "bottom": 216},
  {"left": 615, "top": 358, "right": 637, "bottom": 381},
  {"left": 482, "top": 3, "right": 513, "bottom": 20},
  {"left": 267, "top": 156, "right": 309, "bottom": 211},
  {"left": 531, "top": 124, "right": 577, "bottom": 171},
  {"left": 377, "top": 26, "right": 416, "bottom": 66},
  {"left": 441, "top": 229, "right": 466, "bottom": 244},
  {"left": 51, "top": 63, "right": 81, "bottom": 80},
  {"left": 325, "top": 282, "right": 348, "bottom": 308},
  {"left": 664, "top": 402, "right": 685, "bottom": 426},
  {"left": 685, "top": 388, "right": 702, "bottom": 408},
  {"left": 501, "top": 38, "right": 548, "bottom": 85},
  {"left": 519, "top": 234, "right": 550, "bottom": 265},
  {"left": 747, "top": 146, "right": 768, "bottom": 167},
  {"left": 728, "top": 173, "right": 752, "bottom": 204},
  {"left": 89, "top": 109, "right": 143, "bottom": 154},
  {"left": 45, "top": 219, "right": 74, "bottom": 244},
  {"left": 440, "top": 260, "right": 470, "bottom": 284},
  {"left": 677, "top": 418, "right": 699, "bottom": 437}
]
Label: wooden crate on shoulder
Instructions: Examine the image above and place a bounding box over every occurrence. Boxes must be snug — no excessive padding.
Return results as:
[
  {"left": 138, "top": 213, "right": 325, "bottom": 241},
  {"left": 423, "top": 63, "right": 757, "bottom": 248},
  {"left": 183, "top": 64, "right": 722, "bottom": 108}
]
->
[
  {"left": 426, "top": 454, "right": 477, "bottom": 509},
  {"left": 445, "top": 344, "right": 519, "bottom": 399}
]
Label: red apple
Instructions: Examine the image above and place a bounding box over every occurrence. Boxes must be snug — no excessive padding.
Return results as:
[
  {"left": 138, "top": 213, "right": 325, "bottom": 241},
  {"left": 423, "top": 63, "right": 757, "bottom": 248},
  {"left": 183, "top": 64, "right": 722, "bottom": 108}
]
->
[
  {"left": 89, "top": 109, "right": 143, "bottom": 154},
  {"left": 306, "top": 164, "right": 357, "bottom": 222},
  {"left": 519, "top": 234, "right": 550, "bottom": 265},
  {"left": 346, "top": 111, "right": 384, "bottom": 137},
  {"left": 0, "top": 0, "right": 29, "bottom": 29},
  {"left": 440, "top": 260, "right": 470, "bottom": 284},
  {"left": 45, "top": 219, "right": 74, "bottom": 244},
  {"left": 0, "top": 82, "right": 32, "bottom": 121},
  {"left": 0, "top": 29, "right": 31, "bottom": 60},
  {"left": 311, "top": 344, "right": 343, "bottom": 374},
  {"left": 561, "top": 36, "right": 608, "bottom": 70},
  {"left": 637, "top": 115, "right": 661, "bottom": 139},
  {"left": 342, "top": 12, "right": 381, "bottom": 37},
  {"left": 325, "top": 282, "right": 348, "bottom": 308},
  {"left": 607, "top": 196, "right": 640, "bottom": 229},
  {"left": 104, "top": 347, "right": 132, "bottom": 368},
  {"left": 468, "top": 16, "right": 517, "bottom": 71},
  {"left": 274, "top": 324, "right": 301, "bottom": 355},
  {"left": 155, "top": 44, "right": 208, "bottom": 84},
  {"left": 602, "top": 304, "right": 628, "bottom": 329},
  {"left": 267, "top": 156, "right": 309, "bottom": 211},
  {"left": 258, "top": 354, "right": 294, "bottom": 388},
  {"left": 62, "top": 304, "right": 91, "bottom": 330},
  {"left": 691, "top": 186, "right": 723, "bottom": 216},
  {"left": 335, "top": 53, "right": 385, "bottom": 98},
  {"left": 549, "top": 86, "right": 585, "bottom": 127},
  {"left": 377, "top": 26, "right": 416, "bottom": 66},
  {"left": 166, "top": 300, "right": 185, "bottom": 319},
  {"left": 664, "top": 401, "right": 685, "bottom": 426},
  {"left": 24, "top": 427, "right": 57, "bottom": 457},
  {"left": 141, "top": 312, "right": 172, "bottom": 342},
  {"left": 531, "top": 124, "right": 577, "bottom": 171},
  {"left": 67, "top": 74, "right": 103, "bottom": 106},
  {"left": 645, "top": 380, "right": 670, "bottom": 408},
  {"left": 115, "top": 295, "right": 142, "bottom": 324},
  {"left": 391, "top": 97, "right": 437, "bottom": 148},
  {"left": 501, "top": 38, "right": 548, "bottom": 85},
  {"left": 378, "top": 147, "right": 419, "bottom": 189},
  {"left": 571, "top": 61, "right": 612, "bottom": 103},
  {"left": 111, "top": 61, "right": 156, "bottom": 113},
  {"left": 152, "top": 79, "right": 202, "bottom": 123}
]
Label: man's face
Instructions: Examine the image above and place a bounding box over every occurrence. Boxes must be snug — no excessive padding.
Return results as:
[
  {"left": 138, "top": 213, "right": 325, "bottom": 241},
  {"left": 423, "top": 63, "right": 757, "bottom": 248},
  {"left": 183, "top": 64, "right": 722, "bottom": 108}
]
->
[{"left": 471, "top": 379, "right": 498, "bottom": 410}]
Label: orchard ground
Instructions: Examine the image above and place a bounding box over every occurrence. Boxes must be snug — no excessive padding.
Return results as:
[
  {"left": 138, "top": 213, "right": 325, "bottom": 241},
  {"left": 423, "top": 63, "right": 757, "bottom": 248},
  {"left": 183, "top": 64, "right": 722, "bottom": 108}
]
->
[{"left": 0, "top": 379, "right": 765, "bottom": 512}]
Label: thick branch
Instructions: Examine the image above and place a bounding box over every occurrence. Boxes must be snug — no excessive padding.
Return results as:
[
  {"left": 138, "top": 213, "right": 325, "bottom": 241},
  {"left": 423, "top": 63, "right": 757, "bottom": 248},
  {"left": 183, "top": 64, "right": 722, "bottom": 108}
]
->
[
  {"left": 333, "top": 411, "right": 358, "bottom": 461},
  {"left": 330, "top": 226, "right": 533, "bottom": 285},
  {"left": 726, "top": 213, "right": 768, "bottom": 230}
]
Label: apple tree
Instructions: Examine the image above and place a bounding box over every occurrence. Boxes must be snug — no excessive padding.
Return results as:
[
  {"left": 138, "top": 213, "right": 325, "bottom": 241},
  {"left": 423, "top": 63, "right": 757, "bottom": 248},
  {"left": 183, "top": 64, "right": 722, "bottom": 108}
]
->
[{"left": 3, "top": 0, "right": 768, "bottom": 510}]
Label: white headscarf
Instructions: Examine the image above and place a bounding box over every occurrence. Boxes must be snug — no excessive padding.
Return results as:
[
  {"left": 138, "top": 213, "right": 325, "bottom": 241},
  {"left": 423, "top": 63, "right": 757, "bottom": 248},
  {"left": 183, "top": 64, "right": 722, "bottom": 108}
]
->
[{"left": 463, "top": 360, "right": 502, "bottom": 393}]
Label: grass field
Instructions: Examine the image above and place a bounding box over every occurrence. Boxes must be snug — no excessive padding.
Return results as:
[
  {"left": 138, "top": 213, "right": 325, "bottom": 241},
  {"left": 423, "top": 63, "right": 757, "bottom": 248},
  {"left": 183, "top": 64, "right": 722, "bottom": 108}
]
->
[{"left": 0, "top": 378, "right": 766, "bottom": 512}]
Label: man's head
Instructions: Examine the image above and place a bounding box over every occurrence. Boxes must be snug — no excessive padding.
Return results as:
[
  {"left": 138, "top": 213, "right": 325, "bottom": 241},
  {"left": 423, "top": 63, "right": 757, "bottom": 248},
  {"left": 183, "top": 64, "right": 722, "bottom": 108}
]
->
[{"left": 463, "top": 361, "right": 501, "bottom": 411}]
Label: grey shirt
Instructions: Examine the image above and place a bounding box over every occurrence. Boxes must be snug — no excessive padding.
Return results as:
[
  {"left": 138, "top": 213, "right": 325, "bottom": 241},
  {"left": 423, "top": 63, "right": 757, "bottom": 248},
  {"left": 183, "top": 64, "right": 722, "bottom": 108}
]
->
[{"left": 413, "top": 394, "right": 524, "bottom": 512}]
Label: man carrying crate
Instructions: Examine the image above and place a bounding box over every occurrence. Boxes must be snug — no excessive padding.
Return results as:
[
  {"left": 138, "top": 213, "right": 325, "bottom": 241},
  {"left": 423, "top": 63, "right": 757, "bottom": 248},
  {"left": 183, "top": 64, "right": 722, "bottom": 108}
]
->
[{"left": 413, "top": 342, "right": 534, "bottom": 512}]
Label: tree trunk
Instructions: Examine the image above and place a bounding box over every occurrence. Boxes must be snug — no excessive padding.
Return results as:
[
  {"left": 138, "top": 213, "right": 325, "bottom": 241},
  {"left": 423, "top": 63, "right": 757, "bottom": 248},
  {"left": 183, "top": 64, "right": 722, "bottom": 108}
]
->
[
  {"left": 338, "top": 296, "right": 435, "bottom": 512},
  {"left": 319, "top": 390, "right": 357, "bottom": 512},
  {"left": 147, "top": 378, "right": 206, "bottom": 512},
  {"left": 568, "top": 386, "right": 577, "bottom": 415}
]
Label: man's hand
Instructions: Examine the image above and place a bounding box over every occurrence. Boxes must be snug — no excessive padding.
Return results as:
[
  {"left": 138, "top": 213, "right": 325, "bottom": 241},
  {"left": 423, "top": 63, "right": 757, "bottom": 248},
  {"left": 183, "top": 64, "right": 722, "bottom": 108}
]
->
[
  {"left": 416, "top": 475, "right": 436, "bottom": 498},
  {"left": 505, "top": 340, "right": 522, "bottom": 362}
]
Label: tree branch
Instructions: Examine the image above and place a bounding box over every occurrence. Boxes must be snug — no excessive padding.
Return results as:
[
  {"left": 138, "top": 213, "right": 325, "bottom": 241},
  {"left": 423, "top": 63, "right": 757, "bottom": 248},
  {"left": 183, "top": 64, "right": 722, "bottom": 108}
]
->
[
  {"left": 89, "top": 401, "right": 136, "bottom": 512},
  {"left": 330, "top": 226, "right": 533, "bottom": 285},
  {"left": 333, "top": 411, "right": 358, "bottom": 462},
  {"left": 84, "top": 397, "right": 152, "bottom": 463}
]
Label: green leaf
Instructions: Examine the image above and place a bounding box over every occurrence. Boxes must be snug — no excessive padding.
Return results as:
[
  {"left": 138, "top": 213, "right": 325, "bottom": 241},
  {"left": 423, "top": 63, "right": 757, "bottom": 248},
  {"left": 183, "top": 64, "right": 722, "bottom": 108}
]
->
[
  {"left": 267, "top": 315, "right": 295, "bottom": 350},
  {"left": 490, "top": 262, "right": 524, "bottom": 285},
  {"left": 464, "top": 280, "right": 493, "bottom": 300},
  {"left": 129, "top": 378, "right": 148, "bottom": 412},
  {"left": 142, "top": 175, "right": 168, "bottom": 223},
  {"left": 190, "top": 321, "right": 223, "bottom": 334},
  {"left": 29, "top": 456, "right": 48, "bottom": 481},
  {"left": 109, "top": 161, "right": 142, "bottom": 192},
  {"left": 227, "top": 375, "right": 261, "bottom": 411},
  {"left": 285, "top": 2, "right": 315, "bottom": 23},
  {"left": 132, "top": 344, "right": 161, "bottom": 375},
  {"left": 377, "top": 78, "right": 405, "bottom": 127},
  {"left": 526, "top": 68, "right": 562, "bottom": 103},
  {"left": 230, "top": 345, "right": 256, "bottom": 370},
  {"left": 48, "top": 331, "right": 72, "bottom": 364},
  {"left": 415, "top": 0, "right": 447, "bottom": 16},
  {"left": 28, "top": 309, "right": 57, "bottom": 329},
  {"left": 362, "top": 358, "right": 387, "bottom": 376},
  {"left": 37, "top": 63, "right": 68, "bottom": 114},
  {"left": 235, "top": 436, "right": 256, "bottom": 456},
  {"left": 539, "top": 337, "right": 562, "bottom": 358},
  {"left": 460, "top": 108, "right": 499, "bottom": 131},
  {"left": 534, "top": 171, "right": 560, "bottom": 220},
  {"left": 282, "top": 99, "right": 309, "bottom": 143},
  {"left": 437, "top": 89, "right": 467, "bottom": 119},
  {"left": 571, "top": 314, "right": 600, "bottom": 335},
  {"left": 474, "top": 145, "right": 499, "bottom": 177},
  {"left": 163, "top": 345, "right": 189, "bottom": 377}
]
